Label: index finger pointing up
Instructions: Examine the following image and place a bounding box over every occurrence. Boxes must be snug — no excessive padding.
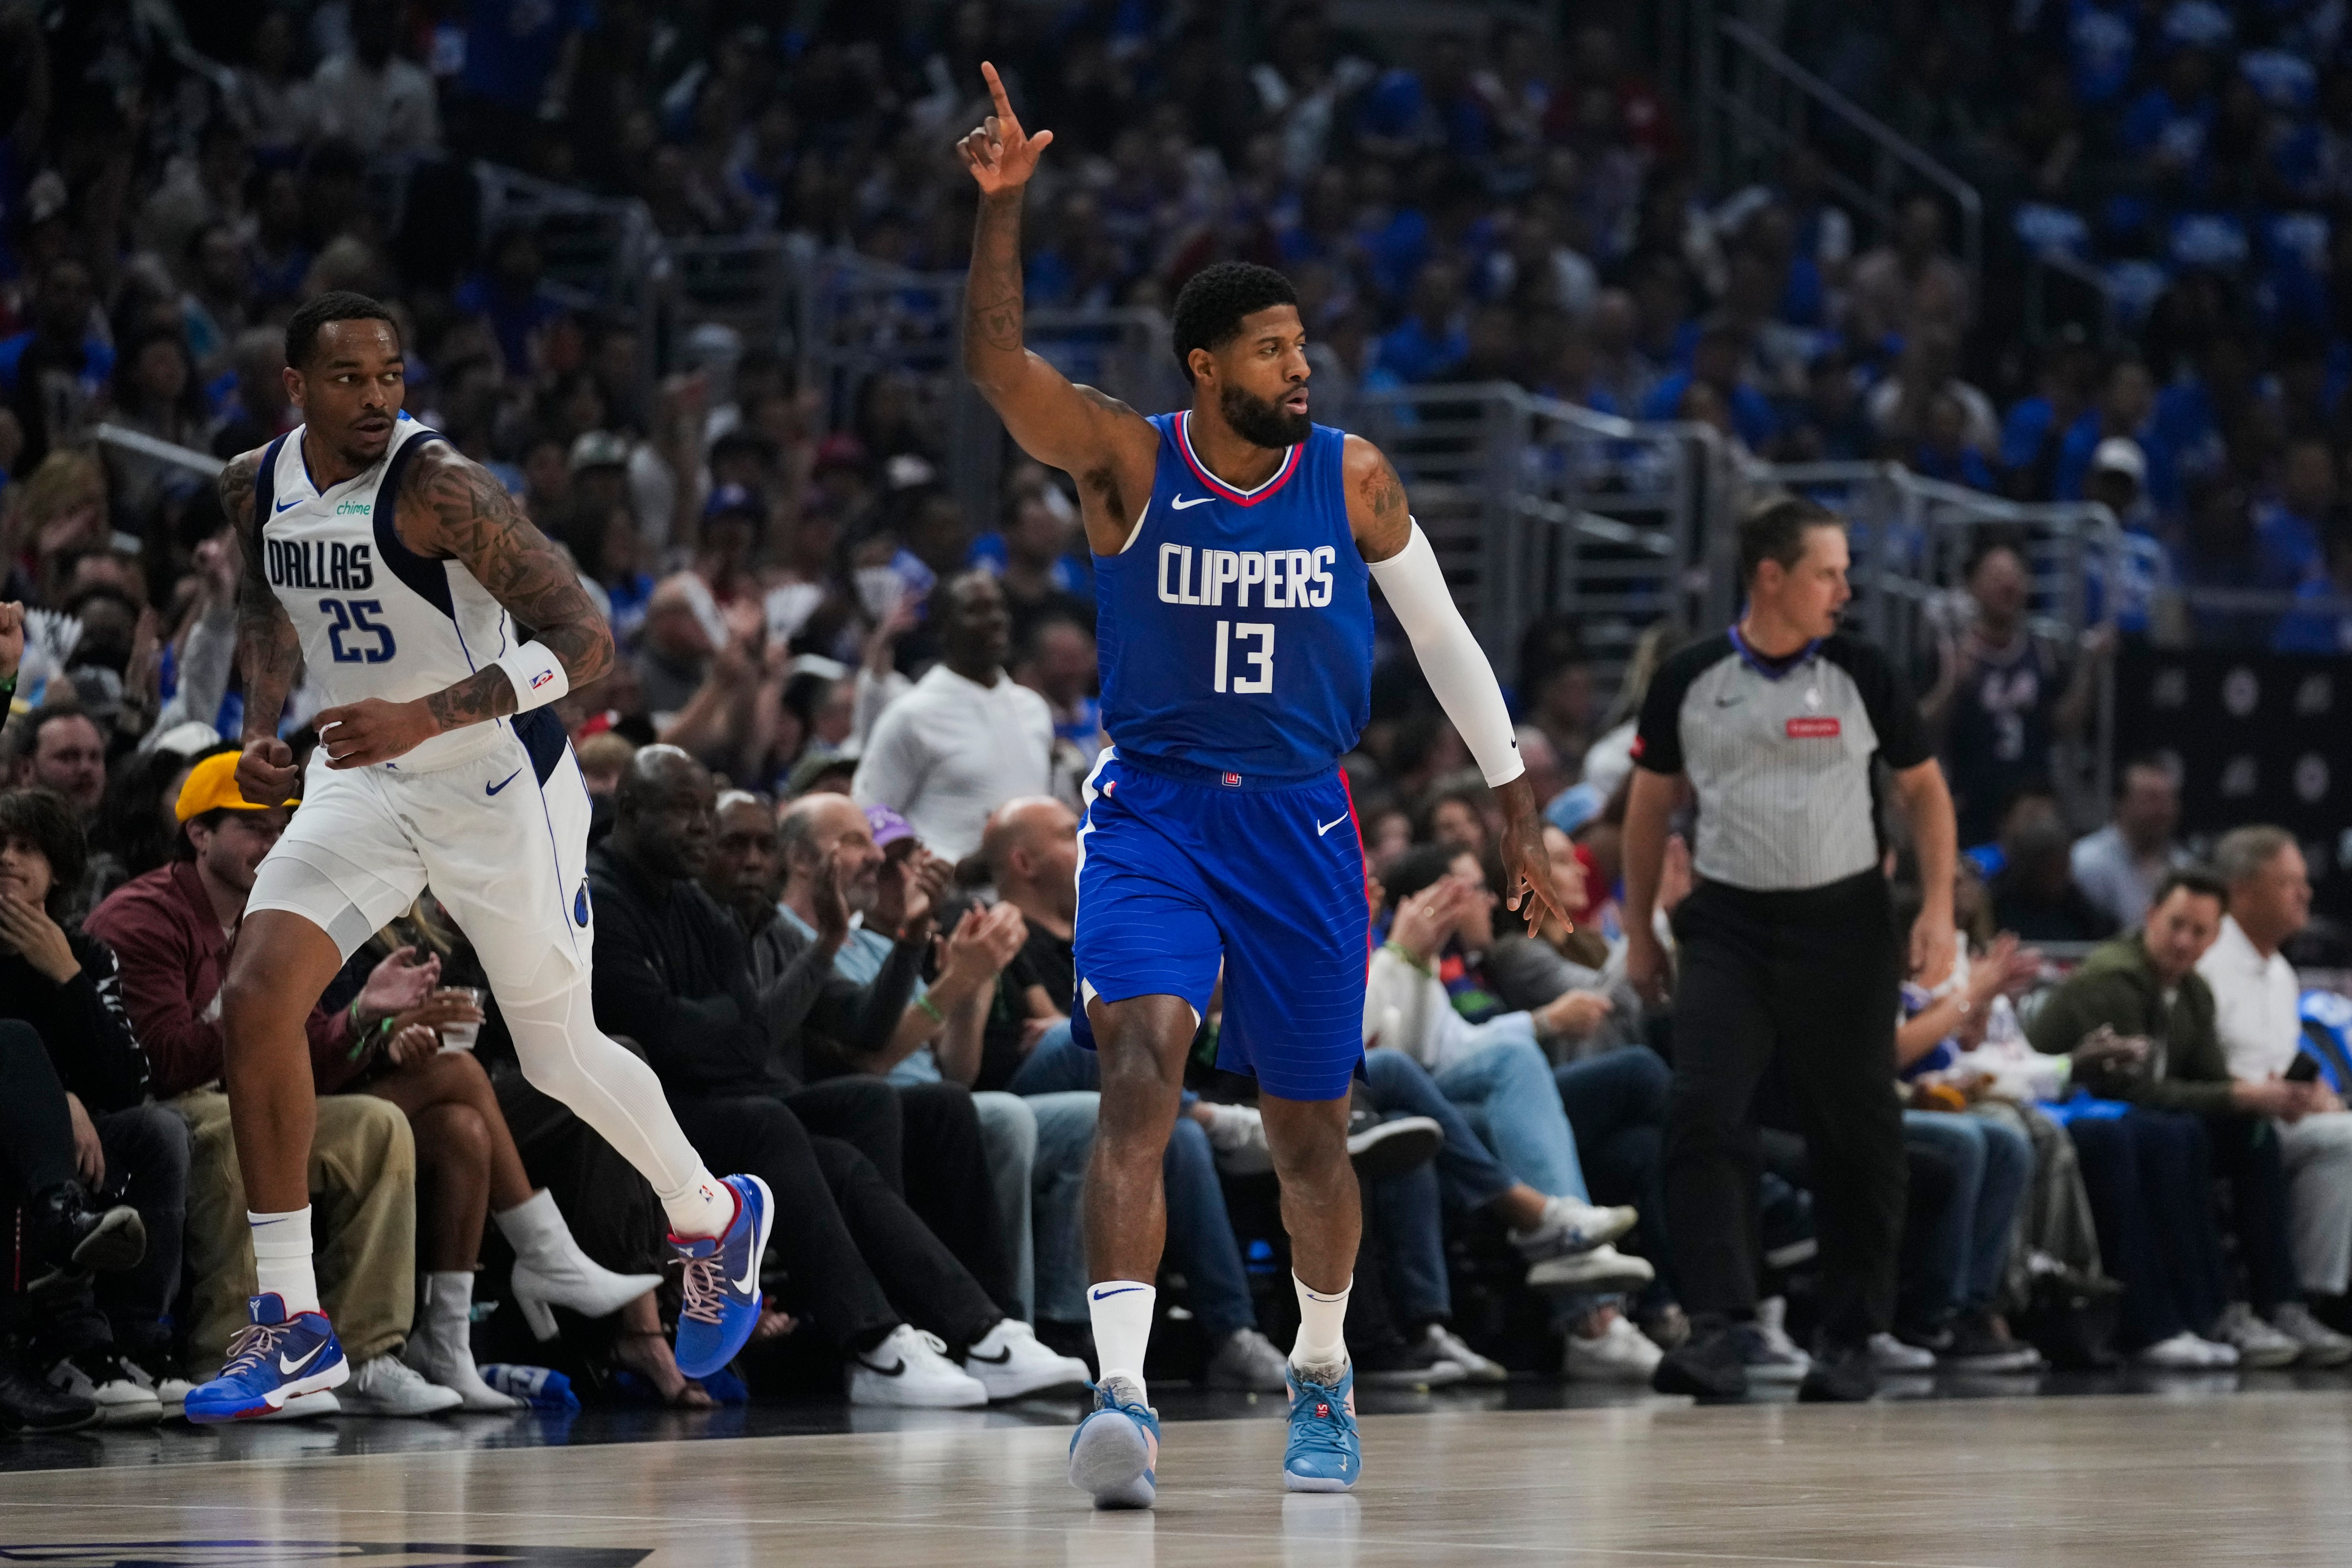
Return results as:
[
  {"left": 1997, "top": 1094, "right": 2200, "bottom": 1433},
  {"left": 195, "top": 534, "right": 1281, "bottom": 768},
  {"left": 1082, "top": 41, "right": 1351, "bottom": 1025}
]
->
[{"left": 981, "top": 60, "right": 1021, "bottom": 136}]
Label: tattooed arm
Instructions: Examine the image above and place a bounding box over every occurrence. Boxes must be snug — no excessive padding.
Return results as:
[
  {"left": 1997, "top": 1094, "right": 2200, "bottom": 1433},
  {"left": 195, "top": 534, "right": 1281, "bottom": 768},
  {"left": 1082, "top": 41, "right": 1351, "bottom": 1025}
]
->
[
  {"left": 957, "top": 62, "right": 1154, "bottom": 554},
  {"left": 222, "top": 449, "right": 308, "bottom": 806},
  {"left": 1342, "top": 435, "right": 1415, "bottom": 562},
  {"left": 311, "top": 443, "right": 613, "bottom": 770}
]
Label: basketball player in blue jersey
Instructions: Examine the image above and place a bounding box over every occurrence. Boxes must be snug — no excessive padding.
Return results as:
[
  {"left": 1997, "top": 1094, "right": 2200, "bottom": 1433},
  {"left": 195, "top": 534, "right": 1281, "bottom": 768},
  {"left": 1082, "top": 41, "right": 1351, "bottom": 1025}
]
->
[
  {"left": 181, "top": 293, "right": 772, "bottom": 1422},
  {"left": 959, "top": 66, "right": 1566, "bottom": 1504}
]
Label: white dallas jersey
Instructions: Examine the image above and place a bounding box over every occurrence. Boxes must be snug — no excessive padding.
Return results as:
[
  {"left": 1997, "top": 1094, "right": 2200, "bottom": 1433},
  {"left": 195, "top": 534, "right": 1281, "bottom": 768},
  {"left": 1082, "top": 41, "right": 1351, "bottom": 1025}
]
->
[{"left": 258, "top": 413, "right": 542, "bottom": 772}]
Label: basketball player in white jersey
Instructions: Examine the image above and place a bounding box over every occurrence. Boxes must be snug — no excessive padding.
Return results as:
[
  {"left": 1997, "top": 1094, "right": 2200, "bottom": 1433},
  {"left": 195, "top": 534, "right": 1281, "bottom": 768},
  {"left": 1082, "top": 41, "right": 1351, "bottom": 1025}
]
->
[{"left": 183, "top": 292, "right": 772, "bottom": 1422}]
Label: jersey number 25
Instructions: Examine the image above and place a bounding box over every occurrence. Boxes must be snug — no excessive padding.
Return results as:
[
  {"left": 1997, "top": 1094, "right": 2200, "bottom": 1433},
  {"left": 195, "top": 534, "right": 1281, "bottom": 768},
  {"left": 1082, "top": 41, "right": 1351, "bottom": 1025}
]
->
[{"left": 319, "top": 598, "right": 397, "bottom": 664}]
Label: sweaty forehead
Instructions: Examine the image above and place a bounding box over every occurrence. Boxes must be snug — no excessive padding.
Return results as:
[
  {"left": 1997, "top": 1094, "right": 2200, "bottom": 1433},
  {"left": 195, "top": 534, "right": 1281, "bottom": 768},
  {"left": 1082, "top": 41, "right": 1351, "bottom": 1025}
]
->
[{"left": 310, "top": 319, "right": 402, "bottom": 369}]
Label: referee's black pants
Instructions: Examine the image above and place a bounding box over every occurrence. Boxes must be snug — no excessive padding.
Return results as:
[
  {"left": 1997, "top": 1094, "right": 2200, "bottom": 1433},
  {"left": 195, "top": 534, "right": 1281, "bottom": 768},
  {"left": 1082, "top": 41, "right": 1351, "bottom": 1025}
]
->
[{"left": 1664, "top": 870, "right": 1907, "bottom": 1347}]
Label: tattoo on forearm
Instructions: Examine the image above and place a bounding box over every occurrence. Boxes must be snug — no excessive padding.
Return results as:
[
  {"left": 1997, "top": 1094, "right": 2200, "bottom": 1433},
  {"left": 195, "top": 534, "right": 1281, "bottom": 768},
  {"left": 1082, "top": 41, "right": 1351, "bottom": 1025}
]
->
[
  {"left": 223, "top": 451, "right": 300, "bottom": 735},
  {"left": 400, "top": 445, "right": 614, "bottom": 732},
  {"left": 965, "top": 193, "right": 1028, "bottom": 360}
]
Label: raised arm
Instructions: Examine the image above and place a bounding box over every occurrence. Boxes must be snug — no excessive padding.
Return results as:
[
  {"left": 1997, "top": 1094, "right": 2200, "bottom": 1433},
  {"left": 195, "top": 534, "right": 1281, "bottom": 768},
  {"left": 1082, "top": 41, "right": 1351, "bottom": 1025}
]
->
[
  {"left": 313, "top": 441, "right": 614, "bottom": 770},
  {"left": 958, "top": 62, "right": 1156, "bottom": 552},
  {"left": 1346, "top": 434, "right": 1561, "bottom": 935},
  {"left": 221, "top": 447, "right": 308, "bottom": 807}
]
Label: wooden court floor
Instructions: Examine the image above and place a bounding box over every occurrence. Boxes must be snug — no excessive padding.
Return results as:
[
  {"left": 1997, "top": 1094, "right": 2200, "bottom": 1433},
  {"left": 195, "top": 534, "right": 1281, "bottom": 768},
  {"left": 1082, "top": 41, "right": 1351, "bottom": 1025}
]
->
[{"left": 6, "top": 1389, "right": 2352, "bottom": 1566}]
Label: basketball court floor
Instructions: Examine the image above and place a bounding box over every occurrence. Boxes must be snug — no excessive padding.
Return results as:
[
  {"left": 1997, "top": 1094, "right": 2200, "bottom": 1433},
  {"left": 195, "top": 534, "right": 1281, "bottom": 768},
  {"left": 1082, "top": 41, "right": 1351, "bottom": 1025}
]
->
[{"left": 5, "top": 1376, "right": 2351, "bottom": 1565}]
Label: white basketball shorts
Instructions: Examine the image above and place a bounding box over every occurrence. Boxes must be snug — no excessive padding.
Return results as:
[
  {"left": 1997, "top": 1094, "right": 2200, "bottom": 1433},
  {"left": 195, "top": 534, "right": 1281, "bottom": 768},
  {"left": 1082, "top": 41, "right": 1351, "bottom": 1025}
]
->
[{"left": 246, "top": 715, "right": 594, "bottom": 1003}]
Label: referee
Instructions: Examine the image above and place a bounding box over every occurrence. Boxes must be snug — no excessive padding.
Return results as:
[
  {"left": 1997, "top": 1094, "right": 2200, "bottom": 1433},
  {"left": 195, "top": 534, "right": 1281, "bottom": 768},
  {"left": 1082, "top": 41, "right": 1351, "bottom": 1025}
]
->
[{"left": 1621, "top": 496, "right": 1958, "bottom": 1402}]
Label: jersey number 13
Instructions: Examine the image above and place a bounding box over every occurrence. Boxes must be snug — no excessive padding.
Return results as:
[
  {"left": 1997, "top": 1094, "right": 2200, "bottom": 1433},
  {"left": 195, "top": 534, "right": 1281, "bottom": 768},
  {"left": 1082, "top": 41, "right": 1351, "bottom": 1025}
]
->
[{"left": 1211, "top": 620, "right": 1275, "bottom": 694}]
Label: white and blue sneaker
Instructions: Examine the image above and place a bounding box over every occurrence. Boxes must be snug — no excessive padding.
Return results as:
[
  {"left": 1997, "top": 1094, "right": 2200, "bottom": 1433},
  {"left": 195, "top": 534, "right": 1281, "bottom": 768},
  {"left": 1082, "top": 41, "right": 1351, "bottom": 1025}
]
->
[
  {"left": 1282, "top": 1361, "right": 1361, "bottom": 1493},
  {"left": 670, "top": 1174, "right": 775, "bottom": 1380},
  {"left": 1067, "top": 1375, "right": 1160, "bottom": 1509},
  {"left": 184, "top": 1295, "right": 350, "bottom": 1424}
]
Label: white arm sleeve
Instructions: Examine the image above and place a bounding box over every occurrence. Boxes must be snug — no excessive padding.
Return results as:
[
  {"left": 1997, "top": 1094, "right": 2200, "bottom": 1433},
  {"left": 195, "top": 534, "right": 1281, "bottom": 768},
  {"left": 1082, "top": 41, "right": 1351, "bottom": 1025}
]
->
[{"left": 1366, "top": 522, "right": 1525, "bottom": 788}]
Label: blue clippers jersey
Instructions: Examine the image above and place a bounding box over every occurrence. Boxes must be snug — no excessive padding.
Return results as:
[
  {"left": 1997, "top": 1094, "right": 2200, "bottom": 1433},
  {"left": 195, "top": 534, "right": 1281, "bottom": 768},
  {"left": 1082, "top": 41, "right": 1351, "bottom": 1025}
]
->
[{"left": 1094, "top": 412, "right": 1374, "bottom": 781}]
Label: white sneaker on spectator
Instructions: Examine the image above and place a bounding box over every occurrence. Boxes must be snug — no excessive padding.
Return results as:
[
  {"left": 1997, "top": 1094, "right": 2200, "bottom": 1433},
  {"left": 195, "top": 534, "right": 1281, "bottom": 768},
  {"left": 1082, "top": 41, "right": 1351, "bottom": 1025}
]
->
[
  {"left": 1198, "top": 1104, "right": 1273, "bottom": 1176},
  {"left": 1563, "top": 1313, "right": 1663, "bottom": 1381},
  {"left": 850, "top": 1325, "right": 988, "bottom": 1407},
  {"left": 1525, "top": 1243, "right": 1654, "bottom": 1295},
  {"left": 1867, "top": 1332, "right": 1936, "bottom": 1373},
  {"left": 2135, "top": 1331, "right": 2238, "bottom": 1370},
  {"left": 2211, "top": 1303, "right": 2300, "bottom": 1368},
  {"left": 2270, "top": 1302, "right": 2352, "bottom": 1367},
  {"left": 1423, "top": 1322, "right": 1508, "bottom": 1383},
  {"left": 1733, "top": 1298, "right": 1812, "bottom": 1383},
  {"left": 961, "top": 1318, "right": 1091, "bottom": 1400},
  {"left": 342, "top": 1354, "right": 464, "bottom": 1417},
  {"left": 1203, "top": 1327, "right": 1291, "bottom": 1392},
  {"left": 118, "top": 1356, "right": 193, "bottom": 1419},
  {"left": 1509, "top": 1195, "right": 1638, "bottom": 1261},
  {"left": 46, "top": 1351, "right": 163, "bottom": 1425}
]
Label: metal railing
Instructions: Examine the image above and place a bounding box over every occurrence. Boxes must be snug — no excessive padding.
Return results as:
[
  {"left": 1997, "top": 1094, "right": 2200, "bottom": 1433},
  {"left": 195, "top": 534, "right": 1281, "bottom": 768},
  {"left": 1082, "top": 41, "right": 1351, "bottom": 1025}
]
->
[{"left": 1700, "top": 15, "right": 1984, "bottom": 304}]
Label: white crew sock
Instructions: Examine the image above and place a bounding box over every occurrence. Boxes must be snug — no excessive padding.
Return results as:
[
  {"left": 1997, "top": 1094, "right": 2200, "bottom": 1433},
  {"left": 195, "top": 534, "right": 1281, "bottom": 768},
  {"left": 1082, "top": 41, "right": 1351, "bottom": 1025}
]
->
[
  {"left": 658, "top": 1169, "right": 734, "bottom": 1240},
  {"left": 1291, "top": 1273, "right": 1352, "bottom": 1373},
  {"left": 249, "top": 1207, "right": 319, "bottom": 1315},
  {"left": 1088, "top": 1280, "right": 1156, "bottom": 1401}
]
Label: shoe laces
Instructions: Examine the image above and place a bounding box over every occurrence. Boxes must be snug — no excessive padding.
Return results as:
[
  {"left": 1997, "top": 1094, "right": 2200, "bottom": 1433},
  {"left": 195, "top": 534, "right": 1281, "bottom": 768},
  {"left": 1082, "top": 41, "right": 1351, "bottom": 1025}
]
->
[
  {"left": 679, "top": 1250, "right": 727, "bottom": 1327},
  {"left": 1288, "top": 1371, "right": 1352, "bottom": 1445},
  {"left": 219, "top": 1320, "right": 297, "bottom": 1379}
]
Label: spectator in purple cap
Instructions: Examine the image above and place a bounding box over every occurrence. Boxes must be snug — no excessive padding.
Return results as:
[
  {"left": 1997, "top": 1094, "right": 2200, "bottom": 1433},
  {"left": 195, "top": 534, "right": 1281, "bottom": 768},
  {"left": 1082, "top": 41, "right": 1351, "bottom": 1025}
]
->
[{"left": 852, "top": 571, "right": 1053, "bottom": 861}]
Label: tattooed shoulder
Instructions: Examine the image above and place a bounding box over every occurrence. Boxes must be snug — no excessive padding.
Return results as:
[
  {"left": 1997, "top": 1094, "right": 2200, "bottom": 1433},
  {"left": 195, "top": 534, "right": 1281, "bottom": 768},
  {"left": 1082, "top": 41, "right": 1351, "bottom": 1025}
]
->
[{"left": 216, "top": 451, "right": 262, "bottom": 528}]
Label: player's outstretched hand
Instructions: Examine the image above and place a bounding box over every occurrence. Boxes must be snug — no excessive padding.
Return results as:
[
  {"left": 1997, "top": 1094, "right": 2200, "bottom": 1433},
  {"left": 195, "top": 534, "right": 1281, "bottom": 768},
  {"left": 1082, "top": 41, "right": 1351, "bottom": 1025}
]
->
[
  {"left": 315, "top": 697, "right": 437, "bottom": 770},
  {"left": 1493, "top": 776, "right": 1567, "bottom": 937},
  {"left": 236, "top": 735, "right": 301, "bottom": 806},
  {"left": 958, "top": 61, "right": 1053, "bottom": 194}
]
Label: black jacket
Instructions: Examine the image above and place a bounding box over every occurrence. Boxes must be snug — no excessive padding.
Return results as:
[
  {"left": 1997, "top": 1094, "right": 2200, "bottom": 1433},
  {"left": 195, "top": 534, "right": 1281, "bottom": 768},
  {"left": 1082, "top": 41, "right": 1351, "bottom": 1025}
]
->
[{"left": 0, "top": 930, "right": 154, "bottom": 1111}]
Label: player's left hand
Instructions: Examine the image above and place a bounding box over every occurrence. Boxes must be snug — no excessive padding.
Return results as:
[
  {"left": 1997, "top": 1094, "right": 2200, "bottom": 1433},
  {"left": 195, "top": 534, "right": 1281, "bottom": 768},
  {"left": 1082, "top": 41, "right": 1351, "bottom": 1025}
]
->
[
  {"left": 1493, "top": 775, "right": 1567, "bottom": 937},
  {"left": 316, "top": 697, "right": 438, "bottom": 769}
]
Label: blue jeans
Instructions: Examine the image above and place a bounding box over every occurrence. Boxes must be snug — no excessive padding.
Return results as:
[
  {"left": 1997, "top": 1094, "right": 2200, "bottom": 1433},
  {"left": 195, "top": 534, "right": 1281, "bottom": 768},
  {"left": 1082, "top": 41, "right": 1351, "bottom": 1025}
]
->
[
  {"left": 1008, "top": 1024, "right": 1258, "bottom": 1339},
  {"left": 1902, "top": 1109, "right": 2032, "bottom": 1322},
  {"left": 1431, "top": 1024, "right": 1591, "bottom": 1202},
  {"left": 1557, "top": 1048, "right": 1675, "bottom": 1301},
  {"left": 1026, "top": 1090, "right": 1099, "bottom": 1325}
]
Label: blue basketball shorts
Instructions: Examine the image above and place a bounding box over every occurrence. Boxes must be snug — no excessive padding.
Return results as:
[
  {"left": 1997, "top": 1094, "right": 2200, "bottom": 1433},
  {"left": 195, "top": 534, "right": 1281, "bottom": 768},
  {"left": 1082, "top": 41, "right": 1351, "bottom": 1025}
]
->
[{"left": 1071, "top": 748, "right": 1370, "bottom": 1101}]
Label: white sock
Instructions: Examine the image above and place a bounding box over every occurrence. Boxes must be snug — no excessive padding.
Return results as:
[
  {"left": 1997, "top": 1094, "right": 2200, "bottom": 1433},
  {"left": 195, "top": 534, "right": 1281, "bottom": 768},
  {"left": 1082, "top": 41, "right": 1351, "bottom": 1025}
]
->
[
  {"left": 1088, "top": 1280, "right": 1156, "bottom": 1400},
  {"left": 1291, "top": 1273, "right": 1351, "bottom": 1372},
  {"left": 659, "top": 1169, "right": 733, "bottom": 1240},
  {"left": 249, "top": 1207, "right": 319, "bottom": 1315}
]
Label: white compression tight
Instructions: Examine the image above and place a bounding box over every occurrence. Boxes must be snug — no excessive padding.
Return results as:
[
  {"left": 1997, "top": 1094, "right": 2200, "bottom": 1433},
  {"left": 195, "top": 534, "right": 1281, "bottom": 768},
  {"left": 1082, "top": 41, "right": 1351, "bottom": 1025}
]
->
[{"left": 497, "top": 964, "right": 730, "bottom": 1238}]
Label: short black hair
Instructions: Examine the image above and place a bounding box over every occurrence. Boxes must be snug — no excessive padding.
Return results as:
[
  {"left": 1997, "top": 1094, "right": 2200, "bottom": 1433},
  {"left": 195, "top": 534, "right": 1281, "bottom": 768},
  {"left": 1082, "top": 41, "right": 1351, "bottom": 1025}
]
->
[
  {"left": 2153, "top": 865, "right": 2229, "bottom": 910},
  {"left": 1171, "top": 262, "right": 1298, "bottom": 383},
  {"left": 2116, "top": 750, "right": 2174, "bottom": 794},
  {"left": 285, "top": 290, "right": 399, "bottom": 371},
  {"left": 1382, "top": 842, "right": 1468, "bottom": 909},
  {"left": 1737, "top": 495, "right": 1841, "bottom": 587},
  {"left": 0, "top": 787, "right": 89, "bottom": 920}
]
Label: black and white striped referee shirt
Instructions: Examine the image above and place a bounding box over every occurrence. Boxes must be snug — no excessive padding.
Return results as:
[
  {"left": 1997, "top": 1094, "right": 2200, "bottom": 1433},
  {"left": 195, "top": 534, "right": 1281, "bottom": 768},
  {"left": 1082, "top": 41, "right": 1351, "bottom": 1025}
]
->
[{"left": 1632, "top": 629, "right": 1930, "bottom": 893}]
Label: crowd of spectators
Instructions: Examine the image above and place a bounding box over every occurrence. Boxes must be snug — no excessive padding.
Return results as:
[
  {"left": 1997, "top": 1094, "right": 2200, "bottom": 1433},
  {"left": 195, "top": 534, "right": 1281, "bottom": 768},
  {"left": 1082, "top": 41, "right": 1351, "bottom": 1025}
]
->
[{"left": 7, "top": 0, "right": 2352, "bottom": 1436}]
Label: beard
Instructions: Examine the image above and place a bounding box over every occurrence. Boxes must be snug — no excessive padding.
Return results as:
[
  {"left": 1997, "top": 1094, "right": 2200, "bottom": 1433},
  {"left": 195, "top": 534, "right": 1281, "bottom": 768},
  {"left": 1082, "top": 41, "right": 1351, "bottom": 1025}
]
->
[{"left": 1220, "top": 382, "right": 1310, "bottom": 448}]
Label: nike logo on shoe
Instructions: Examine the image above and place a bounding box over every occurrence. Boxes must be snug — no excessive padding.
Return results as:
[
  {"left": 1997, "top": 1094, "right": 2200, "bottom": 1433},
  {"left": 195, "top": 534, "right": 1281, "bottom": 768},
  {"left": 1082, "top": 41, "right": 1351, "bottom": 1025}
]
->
[
  {"left": 967, "top": 1347, "right": 1013, "bottom": 1365},
  {"left": 1316, "top": 814, "right": 1350, "bottom": 836},
  {"left": 485, "top": 768, "right": 522, "bottom": 796},
  {"left": 731, "top": 1256, "right": 759, "bottom": 1295},
  {"left": 1169, "top": 494, "right": 1213, "bottom": 510},
  {"left": 860, "top": 1356, "right": 907, "bottom": 1376},
  {"left": 279, "top": 1344, "right": 324, "bottom": 1376}
]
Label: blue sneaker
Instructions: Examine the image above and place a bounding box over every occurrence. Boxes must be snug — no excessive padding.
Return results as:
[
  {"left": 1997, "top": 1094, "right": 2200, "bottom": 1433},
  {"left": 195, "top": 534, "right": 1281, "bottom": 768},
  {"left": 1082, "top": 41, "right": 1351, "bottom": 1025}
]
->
[
  {"left": 1283, "top": 1361, "right": 1361, "bottom": 1492},
  {"left": 670, "top": 1174, "right": 774, "bottom": 1379},
  {"left": 1067, "top": 1375, "right": 1160, "bottom": 1509},
  {"left": 184, "top": 1295, "right": 349, "bottom": 1424}
]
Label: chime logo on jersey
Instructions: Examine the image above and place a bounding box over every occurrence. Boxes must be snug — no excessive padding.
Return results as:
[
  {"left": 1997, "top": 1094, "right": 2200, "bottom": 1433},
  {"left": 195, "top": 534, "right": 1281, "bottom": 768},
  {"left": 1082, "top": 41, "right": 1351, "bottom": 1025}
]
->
[{"left": 266, "top": 537, "right": 375, "bottom": 592}]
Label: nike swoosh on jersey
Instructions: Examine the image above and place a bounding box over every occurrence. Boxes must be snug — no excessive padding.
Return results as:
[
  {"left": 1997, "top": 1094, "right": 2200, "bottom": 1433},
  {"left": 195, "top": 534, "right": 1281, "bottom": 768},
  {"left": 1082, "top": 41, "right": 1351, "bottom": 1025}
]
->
[
  {"left": 1169, "top": 494, "right": 1213, "bottom": 510},
  {"left": 1317, "top": 814, "right": 1350, "bottom": 836},
  {"left": 485, "top": 768, "right": 523, "bottom": 796},
  {"left": 274, "top": 498, "right": 301, "bottom": 512},
  {"left": 279, "top": 1344, "right": 325, "bottom": 1376}
]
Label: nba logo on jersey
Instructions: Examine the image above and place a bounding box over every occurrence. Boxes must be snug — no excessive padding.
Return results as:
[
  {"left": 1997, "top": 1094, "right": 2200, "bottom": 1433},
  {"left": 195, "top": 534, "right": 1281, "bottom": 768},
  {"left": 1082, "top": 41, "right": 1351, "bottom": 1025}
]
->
[
  {"left": 532, "top": 669, "right": 557, "bottom": 691},
  {"left": 1222, "top": 772, "right": 1242, "bottom": 788}
]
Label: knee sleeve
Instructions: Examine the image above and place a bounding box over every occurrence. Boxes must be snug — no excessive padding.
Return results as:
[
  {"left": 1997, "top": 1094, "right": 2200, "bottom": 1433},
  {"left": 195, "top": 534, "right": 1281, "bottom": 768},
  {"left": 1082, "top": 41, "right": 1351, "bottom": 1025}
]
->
[{"left": 499, "top": 973, "right": 704, "bottom": 1198}]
